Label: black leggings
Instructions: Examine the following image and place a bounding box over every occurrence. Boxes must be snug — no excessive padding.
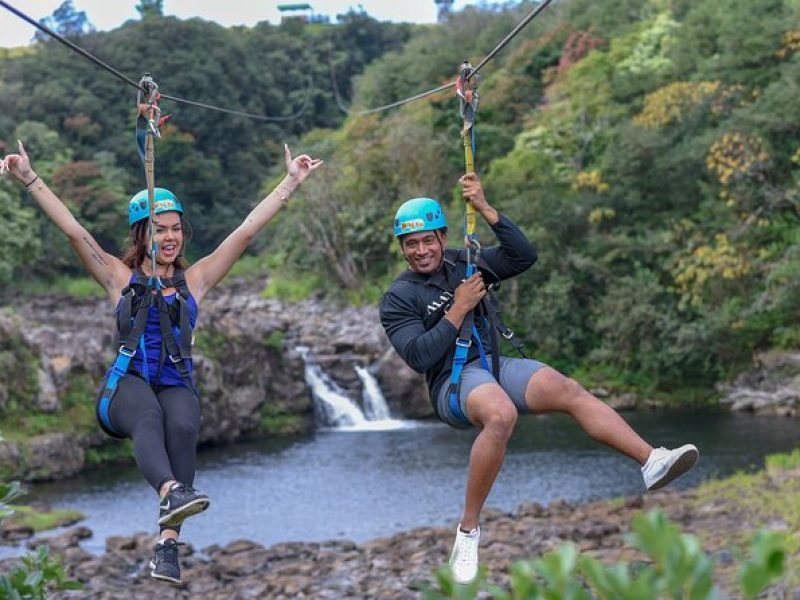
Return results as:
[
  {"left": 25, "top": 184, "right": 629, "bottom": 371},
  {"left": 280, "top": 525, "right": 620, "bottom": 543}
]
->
[{"left": 109, "top": 374, "right": 200, "bottom": 493}]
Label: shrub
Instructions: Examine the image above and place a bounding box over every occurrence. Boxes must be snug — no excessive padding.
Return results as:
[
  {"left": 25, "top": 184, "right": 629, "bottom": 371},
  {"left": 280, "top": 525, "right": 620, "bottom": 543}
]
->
[{"left": 422, "top": 509, "right": 785, "bottom": 599}]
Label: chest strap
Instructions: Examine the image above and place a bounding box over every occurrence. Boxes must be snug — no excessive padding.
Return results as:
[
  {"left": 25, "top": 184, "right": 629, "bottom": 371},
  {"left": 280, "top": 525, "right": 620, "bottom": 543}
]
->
[{"left": 98, "top": 270, "right": 195, "bottom": 436}]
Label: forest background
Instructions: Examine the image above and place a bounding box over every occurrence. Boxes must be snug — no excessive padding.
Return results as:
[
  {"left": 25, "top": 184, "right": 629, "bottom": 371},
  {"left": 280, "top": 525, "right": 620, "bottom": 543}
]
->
[{"left": 1, "top": 0, "right": 798, "bottom": 399}]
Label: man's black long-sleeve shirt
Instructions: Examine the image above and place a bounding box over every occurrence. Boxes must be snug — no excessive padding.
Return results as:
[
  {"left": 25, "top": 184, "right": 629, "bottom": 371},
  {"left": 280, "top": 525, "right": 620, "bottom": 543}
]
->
[{"left": 379, "top": 213, "right": 538, "bottom": 407}]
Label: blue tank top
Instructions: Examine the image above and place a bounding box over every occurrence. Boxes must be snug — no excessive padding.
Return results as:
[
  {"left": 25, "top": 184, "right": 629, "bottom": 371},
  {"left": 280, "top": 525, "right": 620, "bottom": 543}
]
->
[{"left": 116, "top": 275, "right": 198, "bottom": 388}]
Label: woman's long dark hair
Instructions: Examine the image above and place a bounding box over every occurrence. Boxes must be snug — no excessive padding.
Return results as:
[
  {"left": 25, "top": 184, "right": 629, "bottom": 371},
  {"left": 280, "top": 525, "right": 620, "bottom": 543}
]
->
[{"left": 121, "top": 218, "right": 191, "bottom": 271}]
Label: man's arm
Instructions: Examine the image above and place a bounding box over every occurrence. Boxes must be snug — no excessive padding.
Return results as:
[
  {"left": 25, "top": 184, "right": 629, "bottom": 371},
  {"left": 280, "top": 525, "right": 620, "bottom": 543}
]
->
[
  {"left": 481, "top": 214, "right": 538, "bottom": 280},
  {"left": 379, "top": 276, "right": 486, "bottom": 373},
  {"left": 379, "top": 288, "right": 459, "bottom": 373},
  {"left": 460, "top": 172, "right": 537, "bottom": 280}
]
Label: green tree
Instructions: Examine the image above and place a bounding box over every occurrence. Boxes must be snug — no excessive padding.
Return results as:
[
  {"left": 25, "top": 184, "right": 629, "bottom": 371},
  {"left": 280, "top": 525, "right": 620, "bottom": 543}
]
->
[
  {"left": 35, "top": 0, "right": 95, "bottom": 41},
  {"left": 0, "top": 184, "right": 40, "bottom": 286},
  {"left": 136, "top": 0, "right": 164, "bottom": 20}
]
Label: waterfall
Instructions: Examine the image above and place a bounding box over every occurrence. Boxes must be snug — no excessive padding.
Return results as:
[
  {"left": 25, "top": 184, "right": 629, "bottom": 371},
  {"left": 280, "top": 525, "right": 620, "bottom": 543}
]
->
[
  {"left": 297, "top": 347, "right": 413, "bottom": 431},
  {"left": 355, "top": 365, "right": 391, "bottom": 420},
  {"left": 298, "top": 348, "right": 365, "bottom": 427}
]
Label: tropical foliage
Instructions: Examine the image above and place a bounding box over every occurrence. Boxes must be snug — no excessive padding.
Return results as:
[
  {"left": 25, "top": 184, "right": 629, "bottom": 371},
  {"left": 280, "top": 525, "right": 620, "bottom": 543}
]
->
[
  {"left": 1, "top": 0, "right": 798, "bottom": 395},
  {"left": 422, "top": 509, "right": 786, "bottom": 599}
]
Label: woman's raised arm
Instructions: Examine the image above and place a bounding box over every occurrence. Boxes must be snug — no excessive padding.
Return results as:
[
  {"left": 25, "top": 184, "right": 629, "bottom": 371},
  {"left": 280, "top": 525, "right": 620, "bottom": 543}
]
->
[
  {"left": 187, "top": 144, "right": 322, "bottom": 302},
  {"left": 1, "top": 141, "right": 129, "bottom": 301}
]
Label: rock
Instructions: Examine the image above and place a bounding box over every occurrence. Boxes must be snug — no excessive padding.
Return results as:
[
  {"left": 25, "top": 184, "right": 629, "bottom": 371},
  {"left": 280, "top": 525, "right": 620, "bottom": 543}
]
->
[
  {"left": 1, "top": 521, "right": 34, "bottom": 542},
  {"left": 755, "top": 350, "right": 800, "bottom": 371},
  {"left": 375, "top": 348, "right": 431, "bottom": 418},
  {"left": 28, "top": 526, "right": 92, "bottom": 553},
  {"left": 23, "top": 434, "right": 85, "bottom": 481},
  {"left": 606, "top": 393, "right": 638, "bottom": 411},
  {"left": 24, "top": 481, "right": 777, "bottom": 599},
  {"left": 8, "top": 284, "right": 432, "bottom": 482},
  {"left": 34, "top": 365, "right": 60, "bottom": 413},
  {"left": 106, "top": 535, "right": 137, "bottom": 553},
  {"left": 0, "top": 442, "right": 22, "bottom": 477},
  {"left": 721, "top": 350, "right": 800, "bottom": 416}
]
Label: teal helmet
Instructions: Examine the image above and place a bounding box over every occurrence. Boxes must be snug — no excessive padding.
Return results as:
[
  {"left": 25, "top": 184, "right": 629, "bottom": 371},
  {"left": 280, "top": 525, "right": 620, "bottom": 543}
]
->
[
  {"left": 393, "top": 197, "right": 447, "bottom": 237},
  {"left": 128, "top": 187, "right": 184, "bottom": 227}
]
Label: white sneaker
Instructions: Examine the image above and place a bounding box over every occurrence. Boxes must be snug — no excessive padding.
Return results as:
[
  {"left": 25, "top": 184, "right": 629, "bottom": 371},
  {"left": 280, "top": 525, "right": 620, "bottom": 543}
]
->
[
  {"left": 449, "top": 525, "right": 480, "bottom": 584},
  {"left": 642, "top": 444, "right": 699, "bottom": 491}
]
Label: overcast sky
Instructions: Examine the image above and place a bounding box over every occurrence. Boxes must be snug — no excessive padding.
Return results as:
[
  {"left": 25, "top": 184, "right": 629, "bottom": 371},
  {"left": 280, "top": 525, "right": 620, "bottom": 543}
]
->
[{"left": 1, "top": 1, "right": 453, "bottom": 47}]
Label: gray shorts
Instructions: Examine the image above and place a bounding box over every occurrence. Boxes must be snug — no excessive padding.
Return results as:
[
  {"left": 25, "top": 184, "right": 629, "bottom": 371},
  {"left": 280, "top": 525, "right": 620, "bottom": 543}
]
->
[{"left": 435, "top": 356, "right": 547, "bottom": 429}]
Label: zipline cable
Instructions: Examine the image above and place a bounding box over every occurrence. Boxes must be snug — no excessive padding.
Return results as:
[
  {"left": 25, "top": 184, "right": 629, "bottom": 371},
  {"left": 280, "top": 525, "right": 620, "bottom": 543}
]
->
[
  {"left": 467, "top": 0, "right": 555, "bottom": 80},
  {"left": 0, "top": 0, "right": 146, "bottom": 93},
  {"left": 2, "top": 0, "right": 555, "bottom": 120},
  {"left": 348, "top": 82, "right": 456, "bottom": 116},
  {"left": 0, "top": 0, "right": 312, "bottom": 123},
  {"left": 351, "top": 0, "right": 555, "bottom": 115},
  {"left": 160, "top": 75, "right": 314, "bottom": 122}
]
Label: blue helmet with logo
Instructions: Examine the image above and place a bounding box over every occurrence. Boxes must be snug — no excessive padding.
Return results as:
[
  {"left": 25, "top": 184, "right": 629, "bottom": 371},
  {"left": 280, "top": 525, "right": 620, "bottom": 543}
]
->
[
  {"left": 393, "top": 197, "right": 447, "bottom": 237},
  {"left": 128, "top": 188, "right": 184, "bottom": 227}
]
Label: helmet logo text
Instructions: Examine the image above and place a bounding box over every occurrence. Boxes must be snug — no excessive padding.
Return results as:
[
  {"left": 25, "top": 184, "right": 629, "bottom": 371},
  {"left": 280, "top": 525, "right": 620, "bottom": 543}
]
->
[{"left": 400, "top": 218, "right": 425, "bottom": 232}]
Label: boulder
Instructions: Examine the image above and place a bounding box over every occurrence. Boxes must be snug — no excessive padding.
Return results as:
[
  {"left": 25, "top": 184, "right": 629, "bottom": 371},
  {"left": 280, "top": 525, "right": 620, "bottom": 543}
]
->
[{"left": 375, "top": 348, "right": 432, "bottom": 418}]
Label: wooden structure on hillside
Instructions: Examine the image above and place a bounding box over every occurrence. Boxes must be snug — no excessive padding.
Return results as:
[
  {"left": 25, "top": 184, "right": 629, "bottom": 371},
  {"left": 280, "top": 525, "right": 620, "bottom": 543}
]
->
[{"left": 278, "top": 3, "right": 313, "bottom": 23}]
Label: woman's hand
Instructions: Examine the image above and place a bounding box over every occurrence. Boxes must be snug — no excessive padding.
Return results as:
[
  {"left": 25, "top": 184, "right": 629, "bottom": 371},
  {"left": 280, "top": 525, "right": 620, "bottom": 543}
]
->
[
  {"left": 0, "top": 140, "right": 36, "bottom": 185},
  {"left": 285, "top": 143, "right": 323, "bottom": 184}
]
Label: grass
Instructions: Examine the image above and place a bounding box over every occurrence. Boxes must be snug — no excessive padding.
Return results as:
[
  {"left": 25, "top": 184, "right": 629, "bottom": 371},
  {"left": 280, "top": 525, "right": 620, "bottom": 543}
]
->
[
  {"left": 261, "top": 271, "right": 325, "bottom": 302},
  {"left": 223, "top": 253, "right": 271, "bottom": 283},
  {"left": 5, "top": 505, "right": 84, "bottom": 533},
  {"left": 259, "top": 403, "right": 309, "bottom": 434},
  {"left": 0, "top": 372, "right": 97, "bottom": 443},
  {"left": 263, "top": 329, "right": 286, "bottom": 352},
  {"left": 19, "top": 276, "right": 104, "bottom": 299},
  {"left": 193, "top": 329, "right": 231, "bottom": 361},
  {"left": 260, "top": 413, "right": 308, "bottom": 434},
  {"left": 84, "top": 440, "right": 132, "bottom": 466},
  {"left": 690, "top": 447, "right": 800, "bottom": 587},
  {"left": 567, "top": 360, "right": 720, "bottom": 407}
]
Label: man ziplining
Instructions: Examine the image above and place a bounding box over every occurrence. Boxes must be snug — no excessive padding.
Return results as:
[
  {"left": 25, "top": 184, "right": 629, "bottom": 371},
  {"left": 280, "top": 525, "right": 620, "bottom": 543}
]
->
[
  {"left": 378, "top": 60, "right": 700, "bottom": 585},
  {"left": 2, "top": 0, "right": 699, "bottom": 589}
]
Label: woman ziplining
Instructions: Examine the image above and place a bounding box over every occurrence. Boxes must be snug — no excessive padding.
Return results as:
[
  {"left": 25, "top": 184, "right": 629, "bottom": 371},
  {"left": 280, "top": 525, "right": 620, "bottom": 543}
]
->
[
  {"left": 0, "top": 134, "right": 322, "bottom": 584},
  {"left": 378, "top": 61, "right": 700, "bottom": 585}
]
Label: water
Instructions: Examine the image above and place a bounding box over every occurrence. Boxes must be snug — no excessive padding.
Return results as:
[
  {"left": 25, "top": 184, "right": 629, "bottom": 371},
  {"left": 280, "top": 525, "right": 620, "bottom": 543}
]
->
[
  {"left": 11, "top": 407, "right": 800, "bottom": 557},
  {"left": 301, "top": 348, "right": 412, "bottom": 431},
  {"left": 355, "top": 365, "right": 391, "bottom": 421}
]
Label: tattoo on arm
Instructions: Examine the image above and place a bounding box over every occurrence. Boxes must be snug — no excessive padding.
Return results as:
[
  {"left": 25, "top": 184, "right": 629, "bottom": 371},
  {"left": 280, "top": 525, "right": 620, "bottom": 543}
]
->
[{"left": 82, "top": 236, "right": 109, "bottom": 266}]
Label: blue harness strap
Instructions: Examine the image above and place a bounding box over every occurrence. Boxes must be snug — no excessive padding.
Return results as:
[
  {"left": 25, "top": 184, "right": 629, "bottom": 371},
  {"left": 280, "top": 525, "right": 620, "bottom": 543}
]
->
[
  {"left": 98, "top": 270, "right": 196, "bottom": 437},
  {"left": 447, "top": 261, "right": 490, "bottom": 426},
  {"left": 97, "top": 286, "right": 153, "bottom": 436},
  {"left": 97, "top": 348, "right": 135, "bottom": 435}
]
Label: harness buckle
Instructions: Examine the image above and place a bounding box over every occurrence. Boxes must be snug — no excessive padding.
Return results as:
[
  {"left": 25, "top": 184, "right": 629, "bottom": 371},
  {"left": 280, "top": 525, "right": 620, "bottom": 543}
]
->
[
  {"left": 118, "top": 346, "right": 136, "bottom": 357},
  {"left": 169, "top": 354, "right": 183, "bottom": 364},
  {"left": 502, "top": 330, "right": 515, "bottom": 340},
  {"left": 456, "top": 338, "right": 472, "bottom": 348},
  {"left": 110, "top": 364, "right": 127, "bottom": 378}
]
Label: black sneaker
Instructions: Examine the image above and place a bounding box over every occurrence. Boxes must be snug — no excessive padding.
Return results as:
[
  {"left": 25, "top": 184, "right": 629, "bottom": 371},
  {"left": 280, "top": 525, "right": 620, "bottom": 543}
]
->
[
  {"left": 149, "top": 538, "right": 182, "bottom": 584},
  {"left": 158, "top": 483, "right": 210, "bottom": 528}
]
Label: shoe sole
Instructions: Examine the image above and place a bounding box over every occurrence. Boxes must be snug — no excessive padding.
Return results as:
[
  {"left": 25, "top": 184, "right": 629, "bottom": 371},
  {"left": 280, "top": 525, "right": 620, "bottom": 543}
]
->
[
  {"left": 451, "top": 572, "right": 479, "bottom": 585},
  {"left": 149, "top": 561, "right": 181, "bottom": 585},
  {"left": 648, "top": 447, "right": 699, "bottom": 490},
  {"left": 158, "top": 497, "right": 210, "bottom": 527}
]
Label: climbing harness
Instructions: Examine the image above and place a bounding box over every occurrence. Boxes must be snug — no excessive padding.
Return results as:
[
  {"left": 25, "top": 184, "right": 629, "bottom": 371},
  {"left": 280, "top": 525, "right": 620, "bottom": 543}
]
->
[
  {"left": 445, "top": 60, "right": 527, "bottom": 427},
  {"left": 95, "top": 74, "right": 195, "bottom": 438}
]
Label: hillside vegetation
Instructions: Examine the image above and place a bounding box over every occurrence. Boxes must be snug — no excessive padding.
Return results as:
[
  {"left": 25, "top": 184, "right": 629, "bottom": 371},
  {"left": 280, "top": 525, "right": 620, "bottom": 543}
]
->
[{"left": 1, "top": 0, "right": 798, "bottom": 396}]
